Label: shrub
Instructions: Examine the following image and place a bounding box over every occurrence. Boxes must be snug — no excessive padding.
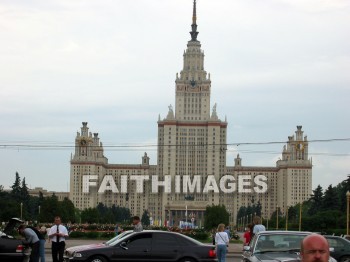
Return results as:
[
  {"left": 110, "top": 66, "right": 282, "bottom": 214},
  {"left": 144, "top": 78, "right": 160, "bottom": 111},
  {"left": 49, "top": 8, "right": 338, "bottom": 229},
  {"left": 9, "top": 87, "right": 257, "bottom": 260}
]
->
[
  {"left": 85, "top": 231, "right": 99, "bottom": 239},
  {"left": 100, "top": 231, "right": 115, "bottom": 238},
  {"left": 69, "top": 231, "right": 86, "bottom": 238}
]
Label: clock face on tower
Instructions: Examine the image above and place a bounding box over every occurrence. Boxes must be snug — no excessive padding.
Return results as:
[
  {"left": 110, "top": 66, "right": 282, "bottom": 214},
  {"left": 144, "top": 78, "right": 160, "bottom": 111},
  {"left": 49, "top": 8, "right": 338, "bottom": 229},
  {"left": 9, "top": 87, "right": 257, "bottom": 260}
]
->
[
  {"left": 80, "top": 139, "right": 87, "bottom": 146},
  {"left": 295, "top": 142, "right": 304, "bottom": 151}
]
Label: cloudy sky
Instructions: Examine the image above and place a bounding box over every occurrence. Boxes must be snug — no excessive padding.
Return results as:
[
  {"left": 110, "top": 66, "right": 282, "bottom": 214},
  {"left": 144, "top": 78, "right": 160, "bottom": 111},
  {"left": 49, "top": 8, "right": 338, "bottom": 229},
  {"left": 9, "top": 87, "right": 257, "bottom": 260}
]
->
[{"left": 0, "top": 0, "right": 349, "bottom": 193}]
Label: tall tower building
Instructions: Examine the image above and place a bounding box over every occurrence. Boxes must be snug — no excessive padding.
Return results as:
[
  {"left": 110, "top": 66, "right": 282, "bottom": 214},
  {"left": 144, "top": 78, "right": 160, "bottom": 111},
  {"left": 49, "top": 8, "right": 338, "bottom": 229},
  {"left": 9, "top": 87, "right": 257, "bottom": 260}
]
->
[
  {"left": 69, "top": 0, "right": 312, "bottom": 227},
  {"left": 156, "top": 0, "right": 227, "bottom": 226}
]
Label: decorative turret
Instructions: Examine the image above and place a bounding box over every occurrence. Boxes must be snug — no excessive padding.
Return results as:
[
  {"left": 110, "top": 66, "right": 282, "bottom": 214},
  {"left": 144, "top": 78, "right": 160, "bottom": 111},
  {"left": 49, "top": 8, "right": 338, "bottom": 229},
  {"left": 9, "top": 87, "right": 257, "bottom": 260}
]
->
[
  {"left": 72, "top": 122, "right": 108, "bottom": 164},
  {"left": 234, "top": 154, "right": 242, "bottom": 167},
  {"left": 142, "top": 152, "right": 150, "bottom": 166}
]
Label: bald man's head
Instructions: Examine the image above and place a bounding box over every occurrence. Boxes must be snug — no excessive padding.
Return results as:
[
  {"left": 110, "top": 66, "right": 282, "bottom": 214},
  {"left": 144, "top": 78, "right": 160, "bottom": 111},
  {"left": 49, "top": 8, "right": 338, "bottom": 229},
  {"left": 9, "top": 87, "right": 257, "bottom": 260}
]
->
[{"left": 301, "top": 234, "right": 330, "bottom": 262}]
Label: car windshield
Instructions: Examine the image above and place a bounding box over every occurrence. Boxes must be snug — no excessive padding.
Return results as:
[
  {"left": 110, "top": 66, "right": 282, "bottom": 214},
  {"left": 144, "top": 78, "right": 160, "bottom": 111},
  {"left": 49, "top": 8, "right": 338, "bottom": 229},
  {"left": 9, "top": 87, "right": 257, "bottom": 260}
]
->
[
  {"left": 105, "top": 231, "right": 133, "bottom": 246},
  {"left": 254, "top": 233, "right": 307, "bottom": 254}
]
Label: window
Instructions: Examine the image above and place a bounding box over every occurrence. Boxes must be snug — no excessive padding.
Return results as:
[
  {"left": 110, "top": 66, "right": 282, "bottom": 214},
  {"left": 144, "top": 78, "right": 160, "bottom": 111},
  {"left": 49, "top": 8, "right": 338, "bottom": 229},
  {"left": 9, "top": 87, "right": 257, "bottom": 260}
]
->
[{"left": 153, "top": 233, "right": 179, "bottom": 248}]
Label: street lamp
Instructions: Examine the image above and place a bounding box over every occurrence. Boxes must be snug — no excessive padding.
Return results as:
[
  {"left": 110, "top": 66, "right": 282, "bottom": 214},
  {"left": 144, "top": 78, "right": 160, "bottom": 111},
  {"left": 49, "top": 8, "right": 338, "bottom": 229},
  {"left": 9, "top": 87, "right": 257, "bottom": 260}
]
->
[
  {"left": 276, "top": 205, "right": 279, "bottom": 230},
  {"left": 299, "top": 202, "right": 302, "bottom": 231},
  {"left": 266, "top": 217, "right": 269, "bottom": 230},
  {"left": 20, "top": 202, "right": 23, "bottom": 220},
  {"left": 285, "top": 206, "right": 289, "bottom": 231},
  {"left": 346, "top": 191, "right": 350, "bottom": 235}
]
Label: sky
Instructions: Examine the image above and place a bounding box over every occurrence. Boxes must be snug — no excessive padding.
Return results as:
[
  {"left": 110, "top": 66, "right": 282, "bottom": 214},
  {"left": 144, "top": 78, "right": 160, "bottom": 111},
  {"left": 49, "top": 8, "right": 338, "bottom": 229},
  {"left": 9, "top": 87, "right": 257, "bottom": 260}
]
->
[{"left": 0, "top": 0, "right": 349, "bottom": 193}]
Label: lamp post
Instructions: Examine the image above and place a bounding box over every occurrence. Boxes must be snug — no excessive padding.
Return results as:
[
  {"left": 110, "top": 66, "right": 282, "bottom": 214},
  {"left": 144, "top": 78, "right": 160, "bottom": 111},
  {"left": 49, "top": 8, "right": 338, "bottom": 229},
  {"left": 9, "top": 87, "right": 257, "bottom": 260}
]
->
[
  {"left": 38, "top": 205, "right": 41, "bottom": 223},
  {"left": 299, "top": 202, "right": 302, "bottom": 231},
  {"left": 266, "top": 217, "right": 269, "bottom": 230},
  {"left": 285, "top": 206, "right": 289, "bottom": 231},
  {"left": 20, "top": 202, "right": 23, "bottom": 220},
  {"left": 346, "top": 191, "right": 350, "bottom": 235},
  {"left": 276, "top": 205, "right": 279, "bottom": 230}
]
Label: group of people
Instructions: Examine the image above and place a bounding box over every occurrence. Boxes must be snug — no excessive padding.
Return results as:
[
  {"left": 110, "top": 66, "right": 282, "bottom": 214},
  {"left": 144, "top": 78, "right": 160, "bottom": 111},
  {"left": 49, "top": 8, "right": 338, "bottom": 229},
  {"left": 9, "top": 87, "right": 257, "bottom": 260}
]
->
[
  {"left": 241, "top": 215, "right": 331, "bottom": 262},
  {"left": 243, "top": 215, "right": 266, "bottom": 246},
  {"left": 18, "top": 214, "right": 331, "bottom": 262},
  {"left": 212, "top": 216, "right": 266, "bottom": 262},
  {"left": 19, "top": 215, "right": 143, "bottom": 262},
  {"left": 18, "top": 216, "right": 68, "bottom": 262}
]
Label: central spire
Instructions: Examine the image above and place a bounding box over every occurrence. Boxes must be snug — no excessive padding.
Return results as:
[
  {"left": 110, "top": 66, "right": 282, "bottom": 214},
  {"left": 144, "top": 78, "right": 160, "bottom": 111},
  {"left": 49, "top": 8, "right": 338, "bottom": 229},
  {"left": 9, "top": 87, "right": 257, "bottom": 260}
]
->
[{"left": 190, "top": 0, "right": 199, "bottom": 41}]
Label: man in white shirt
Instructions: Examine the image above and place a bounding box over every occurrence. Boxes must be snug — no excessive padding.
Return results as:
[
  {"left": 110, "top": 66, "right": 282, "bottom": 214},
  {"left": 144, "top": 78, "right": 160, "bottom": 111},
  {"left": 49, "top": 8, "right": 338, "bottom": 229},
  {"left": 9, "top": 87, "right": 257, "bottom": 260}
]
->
[
  {"left": 132, "top": 216, "right": 143, "bottom": 232},
  {"left": 48, "top": 216, "right": 68, "bottom": 262}
]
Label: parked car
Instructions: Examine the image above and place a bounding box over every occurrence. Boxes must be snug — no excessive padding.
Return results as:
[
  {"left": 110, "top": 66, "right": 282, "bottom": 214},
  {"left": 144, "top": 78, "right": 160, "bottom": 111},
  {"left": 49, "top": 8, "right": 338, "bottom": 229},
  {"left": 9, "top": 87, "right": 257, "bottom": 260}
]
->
[
  {"left": 64, "top": 230, "right": 217, "bottom": 262},
  {"left": 242, "top": 230, "right": 336, "bottom": 262},
  {"left": 0, "top": 217, "right": 29, "bottom": 262},
  {"left": 324, "top": 235, "right": 350, "bottom": 262},
  {"left": 66, "top": 230, "right": 134, "bottom": 254}
]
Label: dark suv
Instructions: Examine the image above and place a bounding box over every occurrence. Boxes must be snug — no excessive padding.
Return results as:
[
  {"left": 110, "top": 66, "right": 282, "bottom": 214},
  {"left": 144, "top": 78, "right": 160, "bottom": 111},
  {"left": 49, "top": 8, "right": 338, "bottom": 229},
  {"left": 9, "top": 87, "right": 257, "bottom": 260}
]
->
[{"left": 0, "top": 217, "right": 29, "bottom": 262}]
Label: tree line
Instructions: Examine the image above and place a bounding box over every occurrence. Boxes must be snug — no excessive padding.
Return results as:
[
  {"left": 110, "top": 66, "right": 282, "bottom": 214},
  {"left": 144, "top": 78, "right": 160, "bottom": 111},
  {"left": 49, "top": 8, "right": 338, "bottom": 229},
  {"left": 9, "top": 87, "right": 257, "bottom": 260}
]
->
[
  {"left": 0, "top": 172, "right": 131, "bottom": 224},
  {"left": 237, "top": 175, "right": 350, "bottom": 234}
]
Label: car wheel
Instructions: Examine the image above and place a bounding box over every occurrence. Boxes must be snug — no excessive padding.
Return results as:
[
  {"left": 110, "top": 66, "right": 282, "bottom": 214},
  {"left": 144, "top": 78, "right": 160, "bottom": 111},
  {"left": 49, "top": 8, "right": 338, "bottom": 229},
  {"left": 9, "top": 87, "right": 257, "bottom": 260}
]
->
[
  {"left": 89, "top": 256, "right": 108, "bottom": 262},
  {"left": 178, "top": 258, "right": 197, "bottom": 262},
  {"left": 340, "top": 256, "right": 350, "bottom": 262}
]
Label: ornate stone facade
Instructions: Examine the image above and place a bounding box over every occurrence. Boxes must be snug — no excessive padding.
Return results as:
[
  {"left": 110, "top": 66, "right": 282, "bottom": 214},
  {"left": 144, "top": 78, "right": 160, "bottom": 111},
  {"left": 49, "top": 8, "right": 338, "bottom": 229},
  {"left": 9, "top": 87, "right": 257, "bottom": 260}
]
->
[{"left": 69, "top": 1, "right": 312, "bottom": 226}]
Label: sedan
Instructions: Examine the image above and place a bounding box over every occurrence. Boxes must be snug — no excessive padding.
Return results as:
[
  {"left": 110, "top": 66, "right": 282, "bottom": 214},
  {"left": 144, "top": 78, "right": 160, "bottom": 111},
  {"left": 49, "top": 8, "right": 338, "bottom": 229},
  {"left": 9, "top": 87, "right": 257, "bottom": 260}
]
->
[
  {"left": 0, "top": 217, "right": 29, "bottom": 262},
  {"left": 242, "top": 230, "right": 311, "bottom": 262},
  {"left": 64, "top": 230, "right": 217, "bottom": 262},
  {"left": 325, "top": 235, "right": 350, "bottom": 262},
  {"left": 242, "top": 230, "right": 337, "bottom": 262}
]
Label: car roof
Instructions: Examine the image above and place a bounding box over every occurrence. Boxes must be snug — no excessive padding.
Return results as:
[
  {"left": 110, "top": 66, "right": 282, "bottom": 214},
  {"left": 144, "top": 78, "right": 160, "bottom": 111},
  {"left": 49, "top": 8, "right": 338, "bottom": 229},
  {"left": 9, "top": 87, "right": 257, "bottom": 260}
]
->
[
  {"left": 324, "top": 235, "right": 350, "bottom": 239},
  {"left": 116, "top": 230, "right": 205, "bottom": 245},
  {"left": 256, "top": 230, "right": 312, "bottom": 236}
]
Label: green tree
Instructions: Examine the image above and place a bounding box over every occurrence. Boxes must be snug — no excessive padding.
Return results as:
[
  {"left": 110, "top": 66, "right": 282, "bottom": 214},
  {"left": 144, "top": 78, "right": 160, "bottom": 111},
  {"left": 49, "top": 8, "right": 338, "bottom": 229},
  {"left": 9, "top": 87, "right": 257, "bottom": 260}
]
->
[
  {"left": 323, "top": 185, "right": 339, "bottom": 210},
  {"left": 288, "top": 206, "right": 298, "bottom": 223},
  {"left": 81, "top": 207, "right": 99, "bottom": 223},
  {"left": 20, "top": 177, "right": 30, "bottom": 202},
  {"left": 40, "top": 194, "right": 60, "bottom": 222},
  {"left": 60, "top": 197, "right": 76, "bottom": 223},
  {"left": 308, "top": 185, "right": 323, "bottom": 215},
  {"left": 141, "top": 210, "right": 150, "bottom": 226},
  {"left": 20, "top": 177, "right": 30, "bottom": 219},
  {"left": 27, "top": 196, "right": 40, "bottom": 222},
  {"left": 11, "top": 172, "right": 22, "bottom": 202},
  {"left": 204, "top": 205, "right": 229, "bottom": 230},
  {"left": 0, "top": 187, "right": 18, "bottom": 221}
]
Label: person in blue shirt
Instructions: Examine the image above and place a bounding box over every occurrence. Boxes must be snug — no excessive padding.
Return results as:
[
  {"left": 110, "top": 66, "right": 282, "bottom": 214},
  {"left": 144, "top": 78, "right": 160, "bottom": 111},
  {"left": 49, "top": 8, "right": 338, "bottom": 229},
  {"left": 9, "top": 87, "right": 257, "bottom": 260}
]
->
[
  {"left": 18, "top": 225, "right": 40, "bottom": 262},
  {"left": 224, "top": 226, "right": 231, "bottom": 239}
]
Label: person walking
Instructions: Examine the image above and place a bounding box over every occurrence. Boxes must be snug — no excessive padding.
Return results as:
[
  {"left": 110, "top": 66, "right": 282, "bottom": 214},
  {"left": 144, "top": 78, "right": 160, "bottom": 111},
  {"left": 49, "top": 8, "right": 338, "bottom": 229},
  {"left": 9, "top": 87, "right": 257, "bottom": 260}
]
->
[
  {"left": 243, "top": 224, "right": 253, "bottom": 246},
  {"left": 252, "top": 216, "right": 266, "bottom": 236},
  {"left": 48, "top": 216, "right": 68, "bottom": 262},
  {"left": 224, "top": 226, "right": 231, "bottom": 239},
  {"left": 132, "top": 216, "right": 143, "bottom": 232},
  {"left": 18, "top": 225, "right": 40, "bottom": 262},
  {"left": 115, "top": 223, "right": 119, "bottom": 236},
  {"left": 215, "top": 223, "right": 229, "bottom": 262}
]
